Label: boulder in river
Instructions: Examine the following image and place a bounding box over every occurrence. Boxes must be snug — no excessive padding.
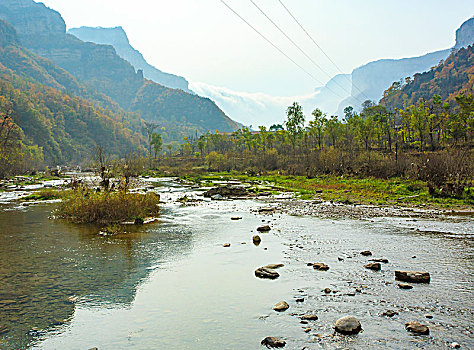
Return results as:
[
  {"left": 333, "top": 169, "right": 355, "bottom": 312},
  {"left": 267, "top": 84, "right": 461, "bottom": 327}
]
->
[
  {"left": 273, "top": 301, "right": 289, "bottom": 312},
  {"left": 405, "top": 321, "right": 429, "bottom": 335},
  {"left": 334, "top": 315, "right": 362, "bottom": 334},
  {"left": 398, "top": 283, "right": 413, "bottom": 289},
  {"left": 257, "top": 225, "right": 271, "bottom": 232},
  {"left": 255, "top": 267, "right": 280, "bottom": 279},
  {"left": 364, "top": 262, "right": 381, "bottom": 271},
  {"left": 382, "top": 310, "right": 398, "bottom": 317},
  {"left": 313, "top": 263, "right": 329, "bottom": 271},
  {"left": 360, "top": 251, "right": 372, "bottom": 256},
  {"left": 261, "top": 336, "right": 286, "bottom": 348},
  {"left": 395, "top": 271, "right": 430, "bottom": 283},
  {"left": 253, "top": 235, "right": 261, "bottom": 245},
  {"left": 203, "top": 185, "right": 248, "bottom": 198},
  {"left": 301, "top": 314, "right": 318, "bottom": 321}
]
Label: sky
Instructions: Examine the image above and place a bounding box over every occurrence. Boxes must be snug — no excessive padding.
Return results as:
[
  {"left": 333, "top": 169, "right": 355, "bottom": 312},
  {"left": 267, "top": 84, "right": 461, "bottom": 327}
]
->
[{"left": 40, "top": 0, "right": 473, "bottom": 97}]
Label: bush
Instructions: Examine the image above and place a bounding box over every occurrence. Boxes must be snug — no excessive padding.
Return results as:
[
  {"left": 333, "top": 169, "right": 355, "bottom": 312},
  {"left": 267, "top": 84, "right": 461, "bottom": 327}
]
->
[{"left": 57, "top": 190, "right": 160, "bottom": 224}]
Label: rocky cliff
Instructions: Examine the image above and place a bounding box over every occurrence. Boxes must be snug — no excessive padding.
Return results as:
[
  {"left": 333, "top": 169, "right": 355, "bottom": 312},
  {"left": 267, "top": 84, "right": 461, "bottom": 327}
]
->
[{"left": 68, "top": 26, "right": 192, "bottom": 93}]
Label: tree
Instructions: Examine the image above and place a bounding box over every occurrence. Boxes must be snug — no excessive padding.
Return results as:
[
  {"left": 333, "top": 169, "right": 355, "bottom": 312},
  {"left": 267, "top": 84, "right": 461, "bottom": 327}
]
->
[
  {"left": 150, "top": 132, "right": 163, "bottom": 158},
  {"left": 285, "top": 102, "right": 305, "bottom": 152},
  {"left": 144, "top": 121, "right": 159, "bottom": 159},
  {"left": 308, "top": 108, "right": 326, "bottom": 149}
]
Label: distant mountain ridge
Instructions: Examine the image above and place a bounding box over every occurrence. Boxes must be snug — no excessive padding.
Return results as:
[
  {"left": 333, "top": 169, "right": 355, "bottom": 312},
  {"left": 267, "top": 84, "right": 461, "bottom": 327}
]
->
[
  {"left": 68, "top": 26, "right": 192, "bottom": 93},
  {"left": 0, "top": 0, "right": 239, "bottom": 141}
]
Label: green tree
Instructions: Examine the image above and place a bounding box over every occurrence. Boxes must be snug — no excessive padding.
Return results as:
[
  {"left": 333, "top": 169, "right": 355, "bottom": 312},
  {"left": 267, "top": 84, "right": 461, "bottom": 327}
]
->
[
  {"left": 285, "top": 102, "right": 305, "bottom": 152},
  {"left": 150, "top": 132, "right": 163, "bottom": 158}
]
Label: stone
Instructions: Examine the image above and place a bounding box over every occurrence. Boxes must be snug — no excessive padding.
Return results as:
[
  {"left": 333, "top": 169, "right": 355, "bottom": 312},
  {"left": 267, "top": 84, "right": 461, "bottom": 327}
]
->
[
  {"left": 301, "top": 314, "right": 318, "bottom": 321},
  {"left": 261, "top": 337, "right": 286, "bottom": 348},
  {"left": 304, "top": 328, "right": 311, "bottom": 333},
  {"left": 398, "top": 283, "right": 413, "bottom": 289},
  {"left": 211, "top": 194, "right": 223, "bottom": 200},
  {"left": 203, "top": 185, "right": 248, "bottom": 198},
  {"left": 295, "top": 298, "right": 304, "bottom": 303},
  {"left": 222, "top": 243, "right": 231, "bottom": 247},
  {"left": 263, "top": 264, "right": 284, "bottom": 269},
  {"left": 313, "top": 263, "right": 329, "bottom": 271},
  {"left": 255, "top": 267, "right": 279, "bottom": 279},
  {"left": 257, "top": 225, "right": 271, "bottom": 232},
  {"left": 424, "top": 314, "right": 433, "bottom": 319},
  {"left": 382, "top": 310, "right": 398, "bottom": 317},
  {"left": 231, "top": 216, "right": 242, "bottom": 220},
  {"left": 258, "top": 207, "right": 274, "bottom": 213},
  {"left": 395, "top": 271, "right": 430, "bottom": 283},
  {"left": 335, "top": 316, "right": 362, "bottom": 335},
  {"left": 361, "top": 250, "right": 372, "bottom": 256},
  {"left": 364, "top": 262, "right": 381, "bottom": 271},
  {"left": 253, "top": 235, "right": 261, "bottom": 245},
  {"left": 273, "top": 301, "right": 289, "bottom": 312},
  {"left": 451, "top": 342, "right": 461, "bottom": 349},
  {"left": 324, "top": 288, "right": 332, "bottom": 294},
  {"left": 370, "top": 258, "right": 389, "bottom": 263},
  {"left": 405, "top": 321, "right": 429, "bottom": 335}
]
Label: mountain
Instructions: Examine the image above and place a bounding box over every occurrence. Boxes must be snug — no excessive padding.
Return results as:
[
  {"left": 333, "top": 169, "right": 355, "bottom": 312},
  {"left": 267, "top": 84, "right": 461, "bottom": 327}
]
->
[
  {"left": 0, "top": 20, "right": 144, "bottom": 164},
  {"left": 68, "top": 26, "right": 192, "bottom": 93},
  {"left": 380, "top": 45, "right": 474, "bottom": 110},
  {"left": 335, "top": 17, "right": 474, "bottom": 115},
  {"left": 0, "top": 0, "right": 239, "bottom": 141}
]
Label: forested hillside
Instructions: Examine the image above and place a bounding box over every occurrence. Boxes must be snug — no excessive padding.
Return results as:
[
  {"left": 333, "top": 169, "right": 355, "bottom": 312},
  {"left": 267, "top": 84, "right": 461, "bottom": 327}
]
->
[
  {"left": 0, "top": 20, "right": 144, "bottom": 174},
  {"left": 381, "top": 45, "right": 474, "bottom": 109}
]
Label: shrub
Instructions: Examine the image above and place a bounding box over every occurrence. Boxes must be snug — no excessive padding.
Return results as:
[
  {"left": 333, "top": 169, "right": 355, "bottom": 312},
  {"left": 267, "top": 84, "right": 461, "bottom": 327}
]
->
[{"left": 57, "top": 190, "right": 160, "bottom": 224}]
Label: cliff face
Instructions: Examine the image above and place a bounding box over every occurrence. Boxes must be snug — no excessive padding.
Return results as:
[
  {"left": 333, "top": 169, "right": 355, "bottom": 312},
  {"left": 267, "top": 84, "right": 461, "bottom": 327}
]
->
[
  {"left": 455, "top": 17, "right": 474, "bottom": 49},
  {"left": 0, "top": 0, "right": 239, "bottom": 139},
  {"left": 68, "top": 26, "right": 192, "bottom": 93}
]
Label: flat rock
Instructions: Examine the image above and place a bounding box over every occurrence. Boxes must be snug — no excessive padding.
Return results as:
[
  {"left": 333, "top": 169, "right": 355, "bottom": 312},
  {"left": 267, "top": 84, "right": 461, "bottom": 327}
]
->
[
  {"left": 301, "top": 314, "right": 318, "bottom": 321},
  {"left": 382, "top": 310, "right": 398, "bottom": 317},
  {"left": 263, "top": 264, "right": 284, "bottom": 269},
  {"left": 255, "top": 267, "right": 279, "bottom": 279},
  {"left": 360, "top": 251, "right": 372, "bottom": 256},
  {"left": 370, "top": 258, "right": 389, "bottom": 263},
  {"left": 261, "top": 337, "right": 286, "bottom": 348},
  {"left": 313, "top": 263, "right": 329, "bottom": 271},
  {"left": 204, "top": 185, "right": 248, "bottom": 198},
  {"left": 257, "top": 225, "right": 271, "bottom": 232},
  {"left": 334, "top": 315, "right": 362, "bottom": 334},
  {"left": 273, "top": 301, "right": 289, "bottom": 312},
  {"left": 405, "top": 321, "right": 429, "bottom": 335},
  {"left": 258, "top": 207, "right": 275, "bottom": 213},
  {"left": 395, "top": 271, "right": 430, "bottom": 283},
  {"left": 398, "top": 283, "right": 413, "bottom": 289},
  {"left": 231, "top": 216, "right": 242, "bottom": 220},
  {"left": 364, "top": 262, "right": 381, "bottom": 271}
]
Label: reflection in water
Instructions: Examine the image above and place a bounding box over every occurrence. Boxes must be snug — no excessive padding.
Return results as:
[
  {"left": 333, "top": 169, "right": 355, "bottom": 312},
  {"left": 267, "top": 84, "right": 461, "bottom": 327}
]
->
[{"left": 0, "top": 203, "right": 193, "bottom": 350}]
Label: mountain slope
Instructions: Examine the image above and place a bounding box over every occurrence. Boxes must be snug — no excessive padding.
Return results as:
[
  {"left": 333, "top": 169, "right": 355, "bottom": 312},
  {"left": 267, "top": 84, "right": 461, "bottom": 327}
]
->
[
  {"left": 0, "top": 0, "right": 239, "bottom": 140},
  {"left": 0, "top": 20, "right": 144, "bottom": 164},
  {"left": 380, "top": 45, "right": 474, "bottom": 110},
  {"left": 68, "top": 26, "right": 192, "bottom": 93}
]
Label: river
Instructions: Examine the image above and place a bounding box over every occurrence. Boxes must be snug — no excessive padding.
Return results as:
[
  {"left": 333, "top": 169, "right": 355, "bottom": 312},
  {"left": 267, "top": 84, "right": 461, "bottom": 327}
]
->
[{"left": 0, "top": 178, "right": 472, "bottom": 349}]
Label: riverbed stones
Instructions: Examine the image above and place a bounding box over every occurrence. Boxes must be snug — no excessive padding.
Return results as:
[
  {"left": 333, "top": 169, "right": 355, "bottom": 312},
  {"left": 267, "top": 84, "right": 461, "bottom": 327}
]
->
[
  {"left": 451, "top": 342, "right": 461, "bottom": 348},
  {"left": 203, "top": 185, "right": 248, "bottom": 198},
  {"left": 398, "top": 283, "right": 413, "bottom": 289},
  {"left": 370, "top": 258, "right": 389, "bottom": 263},
  {"left": 405, "top": 321, "right": 429, "bottom": 335},
  {"left": 324, "top": 288, "right": 332, "bottom": 294},
  {"left": 253, "top": 235, "right": 261, "bottom": 245},
  {"left": 395, "top": 271, "right": 430, "bottom": 283},
  {"left": 382, "top": 310, "right": 398, "bottom": 317},
  {"left": 313, "top": 263, "right": 329, "bottom": 271},
  {"left": 360, "top": 250, "right": 372, "bottom": 256},
  {"left": 273, "top": 301, "right": 289, "bottom": 312},
  {"left": 334, "top": 316, "right": 362, "bottom": 334},
  {"left": 222, "top": 243, "right": 231, "bottom": 247},
  {"left": 231, "top": 216, "right": 242, "bottom": 220},
  {"left": 364, "top": 262, "right": 381, "bottom": 271},
  {"left": 257, "top": 225, "right": 271, "bottom": 232},
  {"left": 301, "top": 314, "right": 318, "bottom": 321},
  {"left": 263, "top": 264, "right": 284, "bottom": 269},
  {"left": 261, "top": 337, "right": 286, "bottom": 348},
  {"left": 255, "top": 267, "right": 279, "bottom": 279}
]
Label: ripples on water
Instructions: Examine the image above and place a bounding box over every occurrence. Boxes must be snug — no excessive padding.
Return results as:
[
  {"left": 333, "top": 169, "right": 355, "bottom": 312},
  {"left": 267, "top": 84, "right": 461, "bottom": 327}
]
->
[{"left": 0, "top": 181, "right": 472, "bottom": 349}]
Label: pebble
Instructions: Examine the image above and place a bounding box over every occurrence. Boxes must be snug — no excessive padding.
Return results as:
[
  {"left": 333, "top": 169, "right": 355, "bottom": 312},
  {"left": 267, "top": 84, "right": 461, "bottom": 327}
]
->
[
  {"left": 273, "top": 301, "right": 289, "bottom": 312},
  {"left": 301, "top": 314, "right": 318, "bottom": 321},
  {"left": 398, "top": 283, "right": 413, "bottom": 289},
  {"left": 222, "top": 243, "right": 231, "bottom": 247}
]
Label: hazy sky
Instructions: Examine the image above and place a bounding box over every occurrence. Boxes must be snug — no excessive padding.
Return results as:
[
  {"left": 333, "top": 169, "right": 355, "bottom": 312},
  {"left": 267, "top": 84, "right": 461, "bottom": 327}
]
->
[{"left": 41, "top": 0, "right": 473, "bottom": 96}]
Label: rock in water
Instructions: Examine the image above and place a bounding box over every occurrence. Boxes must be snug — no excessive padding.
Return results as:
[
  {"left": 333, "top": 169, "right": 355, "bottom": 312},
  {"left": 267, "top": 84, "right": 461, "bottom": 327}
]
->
[
  {"left": 253, "top": 235, "right": 261, "bottom": 245},
  {"left": 398, "top": 283, "right": 413, "bottom": 289},
  {"left": 222, "top": 243, "right": 231, "bottom": 247},
  {"left": 261, "top": 337, "right": 286, "bottom": 348},
  {"left": 203, "top": 185, "right": 248, "bottom": 198},
  {"left": 301, "top": 314, "right": 318, "bottom": 321},
  {"left": 395, "top": 271, "right": 430, "bottom": 283},
  {"left": 257, "top": 225, "right": 271, "bottom": 232},
  {"left": 405, "top": 321, "right": 429, "bottom": 335},
  {"left": 313, "top": 263, "right": 329, "bottom": 271},
  {"left": 382, "top": 310, "right": 398, "bottom": 317},
  {"left": 273, "top": 301, "right": 289, "bottom": 312},
  {"left": 263, "top": 264, "right": 284, "bottom": 269},
  {"left": 231, "top": 216, "right": 242, "bottom": 220},
  {"left": 364, "top": 262, "right": 381, "bottom": 271},
  {"left": 334, "top": 316, "right": 362, "bottom": 334},
  {"left": 361, "top": 250, "right": 372, "bottom": 256},
  {"left": 255, "top": 267, "right": 279, "bottom": 279}
]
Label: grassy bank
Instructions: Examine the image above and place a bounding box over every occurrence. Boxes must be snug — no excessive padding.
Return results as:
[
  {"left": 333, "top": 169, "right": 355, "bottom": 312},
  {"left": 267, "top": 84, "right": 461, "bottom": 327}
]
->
[{"left": 185, "top": 172, "right": 474, "bottom": 209}]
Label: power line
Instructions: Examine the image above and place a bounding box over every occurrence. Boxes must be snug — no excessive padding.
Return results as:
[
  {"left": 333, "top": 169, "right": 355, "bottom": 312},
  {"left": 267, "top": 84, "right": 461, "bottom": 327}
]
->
[
  {"left": 249, "top": 0, "right": 357, "bottom": 100},
  {"left": 277, "top": 0, "right": 373, "bottom": 104},
  {"left": 220, "top": 0, "right": 346, "bottom": 100}
]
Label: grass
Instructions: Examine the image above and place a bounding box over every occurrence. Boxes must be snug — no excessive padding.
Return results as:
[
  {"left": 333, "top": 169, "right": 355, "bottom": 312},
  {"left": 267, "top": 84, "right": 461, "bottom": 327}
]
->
[
  {"left": 186, "top": 172, "right": 474, "bottom": 209},
  {"left": 22, "top": 188, "right": 62, "bottom": 201},
  {"left": 57, "top": 190, "right": 161, "bottom": 224}
]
